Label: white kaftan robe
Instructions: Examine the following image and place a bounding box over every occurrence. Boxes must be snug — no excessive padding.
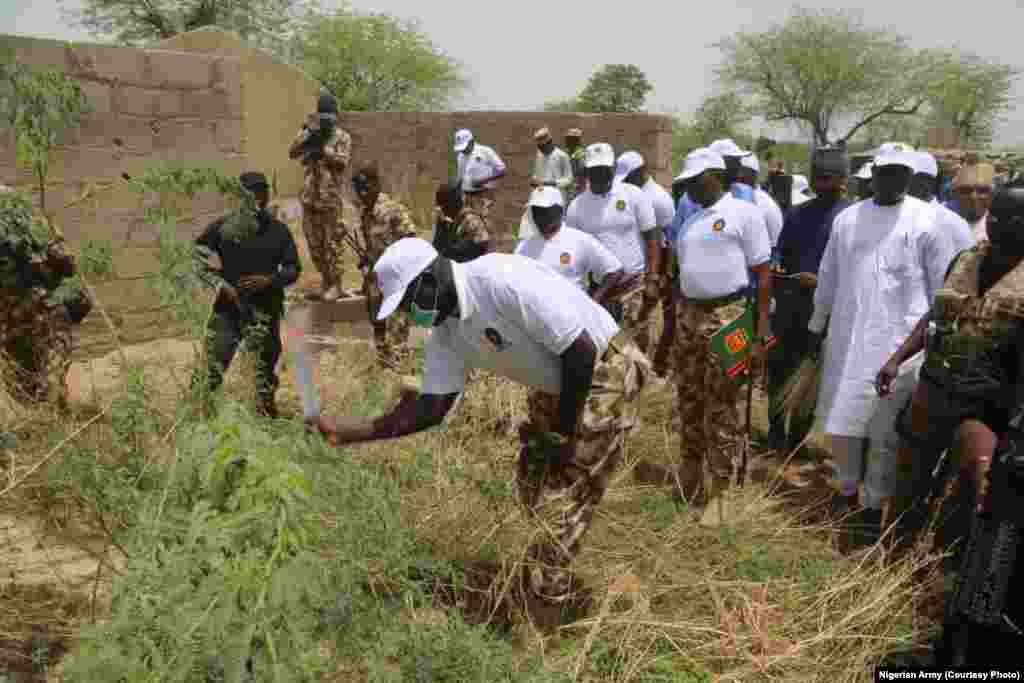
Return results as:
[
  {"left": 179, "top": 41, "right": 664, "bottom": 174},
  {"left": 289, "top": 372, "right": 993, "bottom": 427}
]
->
[{"left": 808, "top": 196, "right": 959, "bottom": 438}]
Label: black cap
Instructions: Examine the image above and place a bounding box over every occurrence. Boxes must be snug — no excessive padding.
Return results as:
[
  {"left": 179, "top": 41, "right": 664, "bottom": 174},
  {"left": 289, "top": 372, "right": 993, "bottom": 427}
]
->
[
  {"left": 812, "top": 146, "right": 850, "bottom": 176},
  {"left": 239, "top": 172, "right": 269, "bottom": 192},
  {"left": 317, "top": 94, "right": 338, "bottom": 114}
]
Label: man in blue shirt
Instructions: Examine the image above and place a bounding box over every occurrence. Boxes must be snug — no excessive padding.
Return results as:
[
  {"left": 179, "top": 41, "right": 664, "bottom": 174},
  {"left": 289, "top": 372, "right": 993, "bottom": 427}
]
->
[{"left": 767, "top": 147, "right": 852, "bottom": 452}]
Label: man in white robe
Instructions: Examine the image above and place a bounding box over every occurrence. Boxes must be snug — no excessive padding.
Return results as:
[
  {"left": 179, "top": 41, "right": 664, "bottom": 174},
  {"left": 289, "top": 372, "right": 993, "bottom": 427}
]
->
[{"left": 808, "top": 149, "right": 959, "bottom": 548}]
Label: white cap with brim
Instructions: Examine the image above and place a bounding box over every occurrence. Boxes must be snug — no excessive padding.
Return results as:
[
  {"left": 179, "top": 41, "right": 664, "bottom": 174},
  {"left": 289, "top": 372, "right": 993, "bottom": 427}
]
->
[
  {"left": 373, "top": 238, "right": 439, "bottom": 321},
  {"left": 613, "top": 150, "right": 644, "bottom": 184},
  {"left": 910, "top": 151, "right": 939, "bottom": 177},
  {"left": 584, "top": 142, "right": 615, "bottom": 168},
  {"left": 791, "top": 174, "right": 811, "bottom": 206},
  {"left": 878, "top": 142, "right": 914, "bottom": 154},
  {"left": 519, "top": 187, "right": 564, "bottom": 239},
  {"left": 454, "top": 129, "right": 473, "bottom": 152},
  {"left": 676, "top": 148, "right": 727, "bottom": 182},
  {"left": 709, "top": 138, "right": 752, "bottom": 158},
  {"left": 874, "top": 150, "right": 916, "bottom": 171}
]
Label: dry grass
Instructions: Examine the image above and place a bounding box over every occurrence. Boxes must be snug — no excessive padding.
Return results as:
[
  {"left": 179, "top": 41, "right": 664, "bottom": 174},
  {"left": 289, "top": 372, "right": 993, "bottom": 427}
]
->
[{"left": 0, "top": 202, "right": 947, "bottom": 682}]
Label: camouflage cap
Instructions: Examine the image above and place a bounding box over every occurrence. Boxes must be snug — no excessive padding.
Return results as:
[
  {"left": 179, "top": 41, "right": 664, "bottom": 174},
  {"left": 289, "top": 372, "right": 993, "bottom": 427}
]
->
[{"left": 565, "top": 128, "right": 583, "bottom": 138}]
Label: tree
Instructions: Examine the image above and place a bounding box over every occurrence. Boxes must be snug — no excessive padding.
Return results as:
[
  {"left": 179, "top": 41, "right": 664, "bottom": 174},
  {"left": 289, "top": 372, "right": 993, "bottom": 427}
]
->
[
  {"left": 59, "top": 0, "right": 318, "bottom": 59},
  {"left": 714, "top": 7, "right": 947, "bottom": 146},
  {"left": 296, "top": 10, "right": 470, "bottom": 112},
  {"left": 576, "top": 64, "right": 652, "bottom": 113},
  {"left": 691, "top": 92, "right": 752, "bottom": 144},
  {"left": 542, "top": 97, "right": 581, "bottom": 113},
  {"left": 926, "top": 53, "right": 1018, "bottom": 147}
]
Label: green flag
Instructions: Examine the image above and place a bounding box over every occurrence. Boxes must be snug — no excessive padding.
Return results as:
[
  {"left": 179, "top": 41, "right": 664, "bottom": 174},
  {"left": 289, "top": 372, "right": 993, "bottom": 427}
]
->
[{"left": 709, "top": 301, "right": 777, "bottom": 382}]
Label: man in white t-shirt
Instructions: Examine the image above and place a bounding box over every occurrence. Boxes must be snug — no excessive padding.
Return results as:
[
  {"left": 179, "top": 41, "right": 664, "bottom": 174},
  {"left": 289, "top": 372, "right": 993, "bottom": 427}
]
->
[
  {"left": 308, "top": 237, "right": 649, "bottom": 614},
  {"left": 654, "top": 147, "right": 773, "bottom": 504},
  {"left": 736, "top": 154, "right": 784, "bottom": 249},
  {"left": 516, "top": 186, "right": 624, "bottom": 302},
  {"left": 567, "top": 143, "right": 659, "bottom": 352},
  {"left": 454, "top": 128, "right": 506, "bottom": 220}
]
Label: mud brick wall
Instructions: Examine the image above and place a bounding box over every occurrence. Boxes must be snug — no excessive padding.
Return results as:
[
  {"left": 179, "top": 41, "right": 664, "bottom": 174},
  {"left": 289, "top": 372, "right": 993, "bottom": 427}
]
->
[
  {"left": 0, "top": 33, "right": 248, "bottom": 307},
  {"left": 338, "top": 111, "right": 675, "bottom": 242}
]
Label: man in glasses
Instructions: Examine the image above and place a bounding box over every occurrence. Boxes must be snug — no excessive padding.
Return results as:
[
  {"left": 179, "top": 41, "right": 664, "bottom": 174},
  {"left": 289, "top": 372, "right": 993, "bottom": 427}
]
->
[
  {"left": 949, "top": 163, "right": 996, "bottom": 243},
  {"left": 308, "top": 237, "right": 649, "bottom": 623},
  {"left": 352, "top": 162, "right": 419, "bottom": 368}
]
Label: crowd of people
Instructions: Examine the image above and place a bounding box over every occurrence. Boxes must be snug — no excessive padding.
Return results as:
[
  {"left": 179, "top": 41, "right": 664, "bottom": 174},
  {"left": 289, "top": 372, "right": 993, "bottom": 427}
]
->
[{"left": 3, "top": 89, "right": 1023, "bottom": 663}]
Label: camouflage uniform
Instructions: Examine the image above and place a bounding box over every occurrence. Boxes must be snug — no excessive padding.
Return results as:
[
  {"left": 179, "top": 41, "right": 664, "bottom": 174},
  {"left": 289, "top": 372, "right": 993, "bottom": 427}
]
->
[
  {"left": 515, "top": 333, "right": 649, "bottom": 603},
  {"left": 431, "top": 205, "right": 490, "bottom": 261},
  {"left": 0, "top": 193, "right": 80, "bottom": 407},
  {"left": 891, "top": 243, "right": 1024, "bottom": 550},
  {"left": 568, "top": 147, "right": 587, "bottom": 203},
  {"left": 360, "top": 192, "right": 418, "bottom": 364},
  {"left": 602, "top": 275, "right": 655, "bottom": 354},
  {"left": 673, "top": 296, "right": 749, "bottom": 501},
  {"left": 297, "top": 126, "right": 351, "bottom": 291}
]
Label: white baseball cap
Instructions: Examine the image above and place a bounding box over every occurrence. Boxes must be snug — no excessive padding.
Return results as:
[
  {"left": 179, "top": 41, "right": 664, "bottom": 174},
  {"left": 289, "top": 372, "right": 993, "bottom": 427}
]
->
[
  {"left": 740, "top": 154, "right": 760, "bottom": 174},
  {"left": 519, "top": 186, "right": 564, "bottom": 239},
  {"left": 372, "top": 238, "right": 439, "bottom": 321},
  {"left": 675, "top": 148, "right": 727, "bottom": 182},
  {"left": 709, "top": 138, "right": 752, "bottom": 158},
  {"left": 878, "top": 142, "right": 914, "bottom": 154},
  {"left": 910, "top": 151, "right": 938, "bottom": 177},
  {"left": 526, "top": 185, "right": 564, "bottom": 208},
  {"left": 791, "top": 174, "right": 811, "bottom": 206},
  {"left": 854, "top": 161, "right": 874, "bottom": 180},
  {"left": 453, "top": 129, "right": 473, "bottom": 152},
  {"left": 613, "top": 150, "right": 644, "bottom": 184},
  {"left": 874, "top": 150, "right": 916, "bottom": 171},
  {"left": 584, "top": 142, "right": 615, "bottom": 168}
]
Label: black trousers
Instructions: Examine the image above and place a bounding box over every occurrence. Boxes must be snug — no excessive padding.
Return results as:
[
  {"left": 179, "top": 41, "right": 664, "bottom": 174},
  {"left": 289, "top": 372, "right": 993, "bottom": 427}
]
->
[{"left": 199, "top": 304, "right": 282, "bottom": 408}]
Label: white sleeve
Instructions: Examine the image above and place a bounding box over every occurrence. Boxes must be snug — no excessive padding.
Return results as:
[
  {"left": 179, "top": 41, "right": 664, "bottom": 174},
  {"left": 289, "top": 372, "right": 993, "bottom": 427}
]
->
[
  {"left": 921, "top": 222, "right": 959, "bottom": 304},
  {"left": 421, "top": 327, "right": 468, "bottom": 395},
  {"left": 565, "top": 198, "right": 579, "bottom": 228},
  {"left": 487, "top": 146, "right": 506, "bottom": 174},
  {"left": 809, "top": 219, "right": 840, "bottom": 334},
  {"left": 498, "top": 280, "right": 583, "bottom": 356},
  {"left": 948, "top": 213, "right": 977, "bottom": 254},
  {"left": 583, "top": 233, "right": 623, "bottom": 281},
  {"left": 632, "top": 188, "right": 657, "bottom": 232},
  {"left": 653, "top": 190, "right": 675, "bottom": 230},
  {"left": 741, "top": 207, "right": 771, "bottom": 267},
  {"left": 762, "top": 198, "right": 784, "bottom": 247},
  {"left": 513, "top": 239, "right": 527, "bottom": 256}
]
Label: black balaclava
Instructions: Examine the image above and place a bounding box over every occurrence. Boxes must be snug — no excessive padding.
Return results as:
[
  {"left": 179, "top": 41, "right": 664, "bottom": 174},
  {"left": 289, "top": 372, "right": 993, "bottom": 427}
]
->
[
  {"left": 317, "top": 94, "right": 338, "bottom": 114},
  {"left": 987, "top": 183, "right": 1024, "bottom": 257}
]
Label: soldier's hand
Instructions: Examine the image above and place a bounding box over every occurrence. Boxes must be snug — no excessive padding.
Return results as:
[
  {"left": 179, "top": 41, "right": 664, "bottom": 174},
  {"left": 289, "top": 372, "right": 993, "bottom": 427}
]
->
[
  {"left": 797, "top": 272, "right": 818, "bottom": 289},
  {"left": 239, "top": 274, "right": 273, "bottom": 292}
]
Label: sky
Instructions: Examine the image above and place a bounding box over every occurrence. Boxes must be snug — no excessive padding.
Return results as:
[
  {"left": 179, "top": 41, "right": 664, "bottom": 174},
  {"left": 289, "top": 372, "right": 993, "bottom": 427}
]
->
[{"left": 3, "top": 0, "right": 1023, "bottom": 146}]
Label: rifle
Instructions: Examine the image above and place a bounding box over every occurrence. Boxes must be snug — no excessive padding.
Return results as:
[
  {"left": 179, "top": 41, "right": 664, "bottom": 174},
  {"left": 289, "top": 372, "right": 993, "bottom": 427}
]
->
[
  {"left": 937, "top": 407, "right": 1024, "bottom": 666},
  {"left": 300, "top": 114, "right": 337, "bottom": 163}
]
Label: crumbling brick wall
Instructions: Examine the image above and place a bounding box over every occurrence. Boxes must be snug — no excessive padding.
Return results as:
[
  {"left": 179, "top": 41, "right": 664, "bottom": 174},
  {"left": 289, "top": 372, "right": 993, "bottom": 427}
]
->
[{"left": 0, "top": 31, "right": 674, "bottom": 319}]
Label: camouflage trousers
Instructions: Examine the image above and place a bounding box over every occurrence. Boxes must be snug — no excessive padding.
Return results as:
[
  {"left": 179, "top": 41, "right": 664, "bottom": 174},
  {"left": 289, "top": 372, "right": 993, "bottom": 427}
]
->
[
  {"left": 515, "top": 333, "right": 649, "bottom": 603},
  {"left": 464, "top": 191, "right": 494, "bottom": 219},
  {"left": 194, "top": 305, "right": 283, "bottom": 413},
  {"left": 302, "top": 204, "right": 345, "bottom": 288},
  {"left": 1, "top": 302, "right": 73, "bottom": 407},
  {"left": 363, "top": 271, "right": 410, "bottom": 367},
  {"left": 674, "top": 298, "right": 748, "bottom": 499}
]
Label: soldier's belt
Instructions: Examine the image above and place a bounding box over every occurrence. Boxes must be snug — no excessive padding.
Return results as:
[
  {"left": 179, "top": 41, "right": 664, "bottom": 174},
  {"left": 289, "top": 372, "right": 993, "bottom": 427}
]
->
[{"left": 687, "top": 290, "right": 746, "bottom": 310}]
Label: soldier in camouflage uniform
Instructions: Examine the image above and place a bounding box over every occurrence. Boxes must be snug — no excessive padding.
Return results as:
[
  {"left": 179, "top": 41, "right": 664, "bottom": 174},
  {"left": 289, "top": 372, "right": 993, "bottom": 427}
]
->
[
  {"left": 309, "top": 237, "right": 649, "bottom": 617},
  {"left": 431, "top": 180, "right": 492, "bottom": 263},
  {"left": 0, "top": 187, "right": 91, "bottom": 408},
  {"left": 564, "top": 128, "right": 587, "bottom": 202},
  {"left": 351, "top": 164, "right": 418, "bottom": 367},
  {"left": 880, "top": 181, "right": 1024, "bottom": 558},
  {"left": 288, "top": 94, "right": 351, "bottom": 301}
]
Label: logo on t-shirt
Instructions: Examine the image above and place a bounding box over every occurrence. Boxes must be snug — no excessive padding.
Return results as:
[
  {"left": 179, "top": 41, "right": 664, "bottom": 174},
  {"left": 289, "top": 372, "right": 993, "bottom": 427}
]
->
[
  {"left": 615, "top": 199, "right": 627, "bottom": 211},
  {"left": 560, "top": 252, "right": 572, "bottom": 265},
  {"left": 712, "top": 219, "right": 726, "bottom": 232},
  {"left": 482, "top": 327, "right": 505, "bottom": 351}
]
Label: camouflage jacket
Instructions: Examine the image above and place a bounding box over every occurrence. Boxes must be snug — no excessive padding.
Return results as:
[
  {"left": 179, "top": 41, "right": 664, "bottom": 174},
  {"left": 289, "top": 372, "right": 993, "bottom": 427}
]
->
[
  {"left": 297, "top": 126, "right": 352, "bottom": 209},
  {"left": 359, "top": 192, "right": 418, "bottom": 267}
]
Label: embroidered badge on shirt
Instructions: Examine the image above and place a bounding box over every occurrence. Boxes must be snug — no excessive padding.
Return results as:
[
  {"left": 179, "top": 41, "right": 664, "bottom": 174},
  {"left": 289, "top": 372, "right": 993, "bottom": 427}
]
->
[
  {"left": 482, "top": 327, "right": 505, "bottom": 351},
  {"left": 615, "top": 199, "right": 627, "bottom": 211},
  {"left": 712, "top": 219, "right": 726, "bottom": 232},
  {"left": 560, "top": 252, "right": 571, "bottom": 265}
]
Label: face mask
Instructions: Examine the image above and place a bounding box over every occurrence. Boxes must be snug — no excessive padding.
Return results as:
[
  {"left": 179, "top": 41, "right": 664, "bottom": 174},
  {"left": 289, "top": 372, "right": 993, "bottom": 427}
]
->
[{"left": 407, "top": 275, "right": 440, "bottom": 327}]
